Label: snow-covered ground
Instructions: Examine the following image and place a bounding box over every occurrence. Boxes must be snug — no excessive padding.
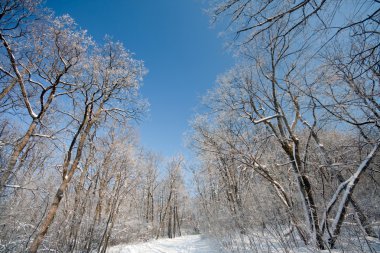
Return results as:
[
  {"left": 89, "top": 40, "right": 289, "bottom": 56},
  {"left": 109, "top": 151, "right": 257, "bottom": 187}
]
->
[
  {"left": 107, "top": 235, "right": 222, "bottom": 253},
  {"left": 107, "top": 234, "right": 380, "bottom": 253}
]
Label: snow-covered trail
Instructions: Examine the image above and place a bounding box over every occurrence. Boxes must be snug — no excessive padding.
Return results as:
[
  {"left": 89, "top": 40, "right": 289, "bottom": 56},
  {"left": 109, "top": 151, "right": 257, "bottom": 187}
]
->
[{"left": 107, "top": 235, "right": 221, "bottom": 253}]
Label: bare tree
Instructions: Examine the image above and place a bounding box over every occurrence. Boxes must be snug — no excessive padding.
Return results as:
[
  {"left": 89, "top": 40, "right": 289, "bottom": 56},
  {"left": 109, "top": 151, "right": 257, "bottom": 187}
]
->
[
  {"left": 0, "top": 14, "right": 91, "bottom": 193},
  {"left": 192, "top": 0, "right": 380, "bottom": 251},
  {"left": 0, "top": 0, "right": 43, "bottom": 100},
  {"left": 27, "top": 38, "right": 146, "bottom": 253},
  {"left": 156, "top": 156, "right": 185, "bottom": 239}
]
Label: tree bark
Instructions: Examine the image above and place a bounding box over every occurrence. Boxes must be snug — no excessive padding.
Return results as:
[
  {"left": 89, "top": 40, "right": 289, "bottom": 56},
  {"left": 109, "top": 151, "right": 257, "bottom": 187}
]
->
[
  {"left": 28, "top": 108, "right": 93, "bottom": 253},
  {"left": 328, "top": 143, "right": 379, "bottom": 248},
  {"left": 0, "top": 120, "right": 37, "bottom": 192}
]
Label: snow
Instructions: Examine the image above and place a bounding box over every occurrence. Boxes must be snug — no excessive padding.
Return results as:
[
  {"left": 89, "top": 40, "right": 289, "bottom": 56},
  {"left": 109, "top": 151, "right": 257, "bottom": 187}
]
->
[
  {"left": 107, "top": 235, "right": 222, "bottom": 253},
  {"left": 107, "top": 234, "right": 380, "bottom": 253}
]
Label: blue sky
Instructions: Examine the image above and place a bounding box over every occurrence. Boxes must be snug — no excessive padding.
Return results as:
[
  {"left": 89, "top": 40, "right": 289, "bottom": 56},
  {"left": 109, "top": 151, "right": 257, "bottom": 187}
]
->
[{"left": 46, "top": 0, "right": 232, "bottom": 159}]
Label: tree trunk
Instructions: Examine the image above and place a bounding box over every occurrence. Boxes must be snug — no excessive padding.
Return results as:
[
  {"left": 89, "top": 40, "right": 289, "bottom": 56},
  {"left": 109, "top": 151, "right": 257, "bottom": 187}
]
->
[
  {"left": 68, "top": 161, "right": 94, "bottom": 252},
  {"left": 1, "top": 120, "right": 38, "bottom": 193},
  {"left": 306, "top": 124, "right": 377, "bottom": 238},
  {"left": 328, "top": 143, "right": 379, "bottom": 248},
  {"left": 28, "top": 111, "right": 92, "bottom": 253},
  {"left": 285, "top": 141, "right": 325, "bottom": 249},
  {"left": 167, "top": 205, "right": 173, "bottom": 238}
]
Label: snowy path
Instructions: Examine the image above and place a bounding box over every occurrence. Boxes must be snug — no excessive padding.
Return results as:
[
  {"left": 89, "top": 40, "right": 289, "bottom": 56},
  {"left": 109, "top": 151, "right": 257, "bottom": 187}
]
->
[{"left": 107, "top": 235, "right": 221, "bottom": 253}]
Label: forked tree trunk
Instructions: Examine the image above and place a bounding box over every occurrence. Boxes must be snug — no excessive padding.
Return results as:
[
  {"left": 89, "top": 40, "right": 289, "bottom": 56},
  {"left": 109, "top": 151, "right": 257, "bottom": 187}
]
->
[
  {"left": 284, "top": 140, "right": 325, "bottom": 249},
  {"left": 328, "top": 143, "right": 379, "bottom": 248},
  {"left": 0, "top": 32, "right": 65, "bottom": 193},
  {"left": 304, "top": 122, "right": 378, "bottom": 238},
  {"left": 28, "top": 108, "right": 93, "bottom": 253}
]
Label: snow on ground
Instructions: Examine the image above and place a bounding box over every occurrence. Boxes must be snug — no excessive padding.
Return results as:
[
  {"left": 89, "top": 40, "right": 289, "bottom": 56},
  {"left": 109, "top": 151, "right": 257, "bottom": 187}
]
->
[
  {"left": 107, "top": 235, "right": 222, "bottom": 253},
  {"left": 107, "top": 234, "right": 380, "bottom": 253}
]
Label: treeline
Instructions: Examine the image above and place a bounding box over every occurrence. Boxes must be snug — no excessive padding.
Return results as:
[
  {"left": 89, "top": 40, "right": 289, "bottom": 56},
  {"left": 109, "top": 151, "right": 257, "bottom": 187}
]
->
[
  {"left": 0, "top": 1, "right": 195, "bottom": 252},
  {"left": 191, "top": 0, "right": 380, "bottom": 252}
]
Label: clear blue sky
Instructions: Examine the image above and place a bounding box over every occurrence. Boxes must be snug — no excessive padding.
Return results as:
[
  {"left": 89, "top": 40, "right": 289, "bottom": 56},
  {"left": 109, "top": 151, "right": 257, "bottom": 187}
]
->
[{"left": 46, "top": 0, "right": 232, "bottom": 158}]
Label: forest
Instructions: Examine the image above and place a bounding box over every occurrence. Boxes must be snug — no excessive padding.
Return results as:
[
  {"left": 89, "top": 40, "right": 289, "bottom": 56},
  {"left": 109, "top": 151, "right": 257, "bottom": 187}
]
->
[{"left": 0, "top": 0, "right": 379, "bottom": 252}]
